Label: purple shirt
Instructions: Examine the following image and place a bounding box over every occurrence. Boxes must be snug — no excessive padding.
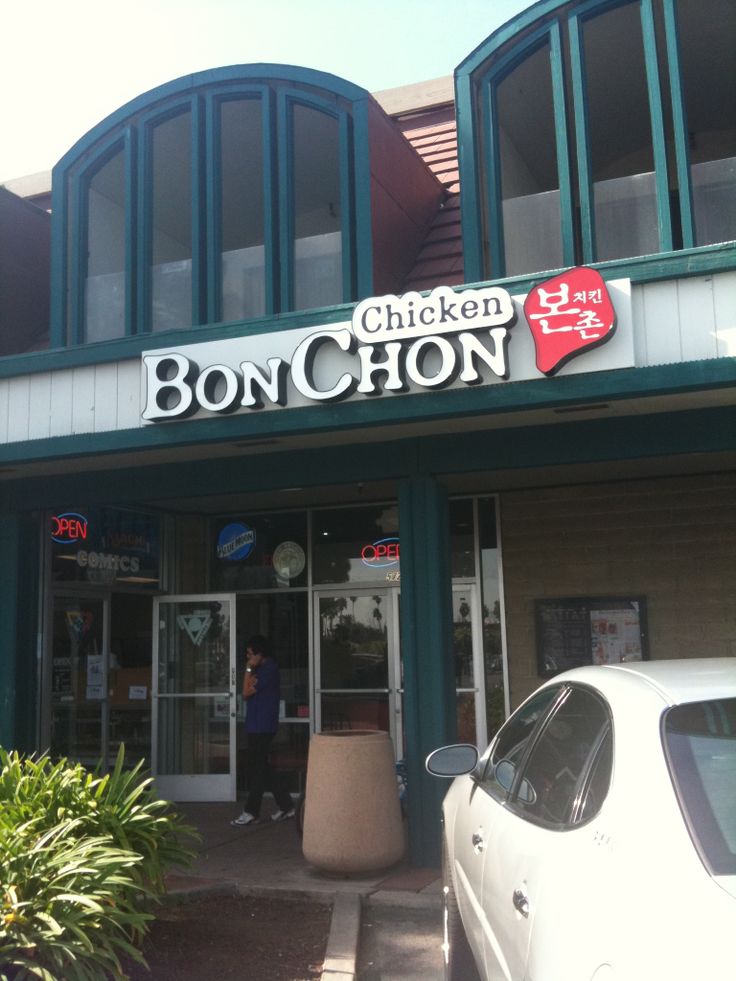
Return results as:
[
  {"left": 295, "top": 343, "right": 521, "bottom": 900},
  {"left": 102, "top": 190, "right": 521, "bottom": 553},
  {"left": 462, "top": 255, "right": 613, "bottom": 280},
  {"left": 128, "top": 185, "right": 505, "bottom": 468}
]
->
[{"left": 245, "top": 658, "right": 281, "bottom": 734}]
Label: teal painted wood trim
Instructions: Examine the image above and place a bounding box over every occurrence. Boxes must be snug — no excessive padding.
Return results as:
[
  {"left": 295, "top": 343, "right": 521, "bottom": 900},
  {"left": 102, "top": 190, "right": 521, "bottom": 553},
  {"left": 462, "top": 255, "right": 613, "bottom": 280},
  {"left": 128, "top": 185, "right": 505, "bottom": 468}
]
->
[
  {"left": 398, "top": 476, "right": 457, "bottom": 867},
  {"left": 2, "top": 240, "right": 734, "bottom": 381},
  {"left": 53, "top": 65, "right": 371, "bottom": 179},
  {"left": 569, "top": 9, "right": 595, "bottom": 262},
  {"left": 484, "top": 80, "right": 504, "bottom": 276},
  {"left": 70, "top": 158, "right": 87, "bottom": 346},
  {"left": 549, "top": 19, "right": 575, "bottom": 266},
  {"left": 455, "top": 72, "right": 484, "bottom": 284},
  {"left": 192, "top": 94, "right": 207, "bottom": 326},
  {"left": 351, "top": 98, "right": 374, "bottom": 299},
  {"left": 0, "top": 515, "right": 21, "bottom": 748},
  {"left": 663, "top": 0, "right": 695, "bottom": 248},
  {"left": 1, "top": 400, "right": 733, "bottom": 514},
  {"left": 640, "top": 0, "right": 673, "bottom": 252},
  {"left": 456, "top": 0, "right": 571, "bottom": 76}
]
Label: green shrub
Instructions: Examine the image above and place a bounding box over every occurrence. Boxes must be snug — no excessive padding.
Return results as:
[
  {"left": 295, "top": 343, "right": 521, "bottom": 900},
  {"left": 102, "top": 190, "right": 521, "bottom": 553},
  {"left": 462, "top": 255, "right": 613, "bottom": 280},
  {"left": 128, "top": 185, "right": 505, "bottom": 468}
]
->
[{"left": 0, "top": 746, "right": 199, "bottom": 979}]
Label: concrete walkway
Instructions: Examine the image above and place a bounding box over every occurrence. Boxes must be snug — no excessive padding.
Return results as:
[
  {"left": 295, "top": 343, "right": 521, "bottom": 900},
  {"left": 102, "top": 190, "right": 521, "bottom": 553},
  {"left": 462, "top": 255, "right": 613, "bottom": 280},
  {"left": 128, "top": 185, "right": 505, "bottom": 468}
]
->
[{"left": 166, "top": 802, "right": 443, "bottom": 980}]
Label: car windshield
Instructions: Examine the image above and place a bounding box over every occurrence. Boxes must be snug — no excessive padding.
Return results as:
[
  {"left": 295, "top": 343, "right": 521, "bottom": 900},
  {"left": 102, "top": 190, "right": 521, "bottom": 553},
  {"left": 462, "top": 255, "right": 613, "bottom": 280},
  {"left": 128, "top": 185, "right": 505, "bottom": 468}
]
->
[{"left": 664, "top": 698, "right": 736, "bottom": 876}]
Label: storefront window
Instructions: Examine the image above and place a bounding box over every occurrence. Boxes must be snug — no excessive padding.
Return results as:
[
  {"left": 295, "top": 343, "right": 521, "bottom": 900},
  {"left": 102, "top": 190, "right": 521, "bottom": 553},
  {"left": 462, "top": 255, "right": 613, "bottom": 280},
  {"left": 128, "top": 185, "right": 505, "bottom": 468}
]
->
[
  {"left": 209, "top": 511, "right": 308, "bottom": 590},
  {"left": 150, "top": 110, "right": 193, "bottom": 332},
  {"left": 50, "top": 507, "right": 161, "bottom": 588},
  {"left": 582, "top": 2, "right": 658, "bottom": 261},
  {"left": 312, "top": 504, "right": 400, "bottom": 586},
  {"left": 496, "top": 40, "right": 563, "bottom": 276},
  {"left": 84, "top": 147, "right": 126, "bottom": 342},
  {"left": 219, "top": 98, "right": 266, "bottom": 322},
  {"left": 292, "top": 103, "right": 343, "bottom": 310},
  {"left": 676, "top": 0, "right": 736, "bottom": 246},
  {"left": 450, "top": 498, "right": 475, "bottom": 578}
]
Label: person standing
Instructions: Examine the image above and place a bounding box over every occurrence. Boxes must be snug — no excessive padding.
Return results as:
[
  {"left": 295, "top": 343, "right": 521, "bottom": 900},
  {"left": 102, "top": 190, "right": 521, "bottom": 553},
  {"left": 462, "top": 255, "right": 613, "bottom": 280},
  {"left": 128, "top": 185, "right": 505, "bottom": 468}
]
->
[{"left": 231, "top": 635, "right": 295, "bottom": 826}]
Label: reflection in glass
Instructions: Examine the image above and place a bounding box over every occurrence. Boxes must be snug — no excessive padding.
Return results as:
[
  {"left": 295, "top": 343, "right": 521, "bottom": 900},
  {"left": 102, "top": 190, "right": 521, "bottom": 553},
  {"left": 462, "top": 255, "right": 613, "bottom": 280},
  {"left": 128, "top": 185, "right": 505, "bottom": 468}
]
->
[
  {"left": 479, "top": 498, "right": 505, "bottom": 739},
  {"left": 582, "top": 2, "right": 657, "bottom": 260},
  {"left": 496, "top": 41, "right": 563, "bottom": 275},
  {"left": 676, "top": 0, "right": 736, "bottom": 246},
  {"left": 85, "top": 149, "right": 125, "bottom": 342},
  {"left": 157, "top": 600, "right": 230, "bottom": 694},
  {"left": 50, "top": 597, "right": 105, "bottom": 764},
  {"left": 312, "top": 504, "right": 400, "bottom": 586},
  {"left": 450, "top": 498, "right": 475, "bottom": 579},
  {"left": 210, "top": 511, "right": 308, "bottom": 591},
  {"left": 151, "top": 111, "right": 192, "bottom": 331},
  {"left": 320, "top": 693, "right": 390, "bottom": 733},
  {"left": 456, "top": 692, "right": 477, "bottom": 745},
  {"left": 452, "top": 591, "right": 474, "bottom": 689},
  {"left": 157, "top": 697, "right": 230, "bottom": 775},
  {"left": 319, "top": 594, "right": 388, "bottom": 690},
  {"left": 219, "top": 98, "right": 265, "bottom": 322},
  {"left": 292, "top": 104, "right": 343, "bottom": 309}
]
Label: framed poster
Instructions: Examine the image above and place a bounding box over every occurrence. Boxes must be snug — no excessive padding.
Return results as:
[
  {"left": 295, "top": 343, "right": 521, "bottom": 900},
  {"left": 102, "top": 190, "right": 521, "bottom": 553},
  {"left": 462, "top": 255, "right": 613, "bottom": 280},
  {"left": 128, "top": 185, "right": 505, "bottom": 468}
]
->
[{"left": 535, "top": 596, "right": 648, "bottom": 677}]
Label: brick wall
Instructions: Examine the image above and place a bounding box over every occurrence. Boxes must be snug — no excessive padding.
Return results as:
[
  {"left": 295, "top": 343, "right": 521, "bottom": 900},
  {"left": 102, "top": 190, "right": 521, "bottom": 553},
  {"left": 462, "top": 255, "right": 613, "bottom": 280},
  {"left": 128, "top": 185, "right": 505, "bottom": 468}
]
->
[{"left": 500, "top": 472, "right": 736, "bottom": 707}]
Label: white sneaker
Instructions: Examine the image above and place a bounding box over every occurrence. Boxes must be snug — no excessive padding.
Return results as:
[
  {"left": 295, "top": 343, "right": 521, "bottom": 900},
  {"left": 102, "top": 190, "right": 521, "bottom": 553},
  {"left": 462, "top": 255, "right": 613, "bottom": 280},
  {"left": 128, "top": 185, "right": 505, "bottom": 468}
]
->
[
  {"left": 231, "top": 811, "right": 256, "bottom": 826},
  {"left": 271, "top": 808, "right": 295, "bottom": 822}
]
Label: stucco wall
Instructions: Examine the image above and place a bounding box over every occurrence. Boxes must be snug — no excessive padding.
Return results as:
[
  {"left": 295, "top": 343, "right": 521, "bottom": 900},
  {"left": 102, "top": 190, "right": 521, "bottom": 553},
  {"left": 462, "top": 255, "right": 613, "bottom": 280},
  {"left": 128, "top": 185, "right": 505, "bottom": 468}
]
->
[{"left": 500, "top": 471, "right": 736, "bottom": 707}]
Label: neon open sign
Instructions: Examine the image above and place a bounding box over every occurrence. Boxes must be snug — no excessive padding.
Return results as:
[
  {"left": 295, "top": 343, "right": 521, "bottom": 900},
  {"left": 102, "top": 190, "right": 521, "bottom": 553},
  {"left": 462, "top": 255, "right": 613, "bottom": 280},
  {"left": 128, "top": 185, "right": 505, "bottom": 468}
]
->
[
  {"left": 361, "top": 537, "right": 400, "bottom": 568},
  {"left": 51, "top": 512, "right": 89, "bottom": 543}
]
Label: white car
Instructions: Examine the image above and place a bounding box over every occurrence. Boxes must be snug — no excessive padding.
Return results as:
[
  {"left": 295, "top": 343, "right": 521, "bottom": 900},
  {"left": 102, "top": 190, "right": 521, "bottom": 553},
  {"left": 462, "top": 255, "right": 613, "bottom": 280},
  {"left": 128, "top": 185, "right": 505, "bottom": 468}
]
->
[{"left": 426, "top": 658, "right": 736, "bottom": 981}]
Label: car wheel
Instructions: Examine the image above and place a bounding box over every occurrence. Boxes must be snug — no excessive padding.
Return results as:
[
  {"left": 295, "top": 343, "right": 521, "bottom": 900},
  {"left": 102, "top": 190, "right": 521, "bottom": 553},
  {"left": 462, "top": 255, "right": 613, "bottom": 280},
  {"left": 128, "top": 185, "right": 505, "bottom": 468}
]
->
[{"left": 443, "top": 839, "right": 481, "bottom": 981}]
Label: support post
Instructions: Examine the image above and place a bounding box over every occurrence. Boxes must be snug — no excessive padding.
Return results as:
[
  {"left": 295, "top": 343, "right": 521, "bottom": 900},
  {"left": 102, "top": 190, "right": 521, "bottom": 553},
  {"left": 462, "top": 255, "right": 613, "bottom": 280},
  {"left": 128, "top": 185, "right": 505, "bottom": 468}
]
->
[{"left": 399, "top": 475, "right": 457, "bottom": 867}]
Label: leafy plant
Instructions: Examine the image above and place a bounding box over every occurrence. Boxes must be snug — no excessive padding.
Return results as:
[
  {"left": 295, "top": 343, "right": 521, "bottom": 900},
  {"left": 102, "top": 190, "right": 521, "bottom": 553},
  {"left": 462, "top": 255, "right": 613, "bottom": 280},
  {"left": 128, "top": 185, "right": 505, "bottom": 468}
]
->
[{"left": 0, "top": 746, "right": 199, "bottom": 979}]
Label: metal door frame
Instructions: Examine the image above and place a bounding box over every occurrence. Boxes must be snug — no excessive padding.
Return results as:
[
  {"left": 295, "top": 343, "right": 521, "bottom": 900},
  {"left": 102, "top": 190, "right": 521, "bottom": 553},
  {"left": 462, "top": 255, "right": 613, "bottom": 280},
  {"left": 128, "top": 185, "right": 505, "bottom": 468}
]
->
[
  {"left": 313, "top": 586, "right": 403, "bottom": 759},
  {"left": 152, "top": 593, "right": 237, "bottom": 801}
]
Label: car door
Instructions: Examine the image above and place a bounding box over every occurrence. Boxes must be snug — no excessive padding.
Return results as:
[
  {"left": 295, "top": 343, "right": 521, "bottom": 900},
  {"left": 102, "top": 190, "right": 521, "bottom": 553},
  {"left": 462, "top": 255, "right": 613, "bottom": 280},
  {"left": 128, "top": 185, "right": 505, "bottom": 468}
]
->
[{"left": 481, "top": 686, "right": 612, "bottom": 981}]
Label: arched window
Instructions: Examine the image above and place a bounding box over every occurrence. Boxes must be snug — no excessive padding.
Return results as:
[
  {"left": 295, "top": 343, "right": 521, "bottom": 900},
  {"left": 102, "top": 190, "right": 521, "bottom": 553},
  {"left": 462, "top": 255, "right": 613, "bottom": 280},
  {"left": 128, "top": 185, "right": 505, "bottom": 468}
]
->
[
  {"left": 457, "top": 0, "right": 736, "bottom": 282},
  {"left": 51, "top": 68, "right": 374, "bottom": 346}
]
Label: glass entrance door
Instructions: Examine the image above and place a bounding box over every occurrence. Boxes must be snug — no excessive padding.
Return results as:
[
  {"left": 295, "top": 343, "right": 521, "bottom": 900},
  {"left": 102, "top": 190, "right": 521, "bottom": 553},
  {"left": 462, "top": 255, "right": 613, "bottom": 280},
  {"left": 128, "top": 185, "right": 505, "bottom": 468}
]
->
[
  {"left": 452, "top": 584, "right": 488, "bottom": 749},
  {"left": 314, "top": 589, "right": 402, "bottom": 757},
  {"left": 152, "top": 594, "right": 236, "bottom": 800},
  {"left": 50, "top": 594, "right": 108, "bottom": 767}
]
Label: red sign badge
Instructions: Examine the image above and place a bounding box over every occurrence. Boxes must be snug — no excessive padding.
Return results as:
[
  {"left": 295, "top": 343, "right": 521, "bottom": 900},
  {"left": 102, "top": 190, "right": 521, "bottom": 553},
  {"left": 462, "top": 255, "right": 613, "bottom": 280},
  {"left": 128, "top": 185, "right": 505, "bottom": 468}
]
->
[{"left": 524, "top": 267, "right": 616, "bottom": 376}]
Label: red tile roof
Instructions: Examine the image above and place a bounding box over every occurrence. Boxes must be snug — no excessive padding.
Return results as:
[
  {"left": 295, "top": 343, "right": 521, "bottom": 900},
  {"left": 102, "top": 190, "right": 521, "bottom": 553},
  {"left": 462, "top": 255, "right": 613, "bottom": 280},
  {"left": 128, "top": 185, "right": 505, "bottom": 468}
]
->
[{"left": 394, "top": 104, "right": 464, "bottom": 293}]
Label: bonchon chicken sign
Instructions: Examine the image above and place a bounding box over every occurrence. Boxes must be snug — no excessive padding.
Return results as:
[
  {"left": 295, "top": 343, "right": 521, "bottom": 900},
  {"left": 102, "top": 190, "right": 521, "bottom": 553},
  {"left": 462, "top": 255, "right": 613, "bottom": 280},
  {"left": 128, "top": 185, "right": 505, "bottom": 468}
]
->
[{"left": 141, "top": 268, "right": 632, "bottom": 423}]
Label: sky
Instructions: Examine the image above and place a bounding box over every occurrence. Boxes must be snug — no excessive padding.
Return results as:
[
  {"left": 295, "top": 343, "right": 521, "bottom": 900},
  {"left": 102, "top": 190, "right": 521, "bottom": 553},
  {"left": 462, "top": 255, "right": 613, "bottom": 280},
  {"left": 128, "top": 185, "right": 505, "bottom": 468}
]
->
[{"left": 1, "top": 0, "right": 528, "bottom": 182}]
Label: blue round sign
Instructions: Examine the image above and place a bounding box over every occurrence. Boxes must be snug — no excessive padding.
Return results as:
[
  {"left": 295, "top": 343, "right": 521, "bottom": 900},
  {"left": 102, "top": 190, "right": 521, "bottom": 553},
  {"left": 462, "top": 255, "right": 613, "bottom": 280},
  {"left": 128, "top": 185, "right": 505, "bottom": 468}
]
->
[{"left": 217, "top": 522, "right": 255, "bottom": 561}]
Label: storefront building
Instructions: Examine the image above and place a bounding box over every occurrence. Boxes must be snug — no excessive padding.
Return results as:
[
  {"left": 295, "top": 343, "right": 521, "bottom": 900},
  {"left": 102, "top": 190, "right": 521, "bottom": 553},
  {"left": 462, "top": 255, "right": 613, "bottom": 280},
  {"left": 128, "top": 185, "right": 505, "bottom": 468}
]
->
[{"left": 0, "top": 0, "right": 734, "bottom": 865}]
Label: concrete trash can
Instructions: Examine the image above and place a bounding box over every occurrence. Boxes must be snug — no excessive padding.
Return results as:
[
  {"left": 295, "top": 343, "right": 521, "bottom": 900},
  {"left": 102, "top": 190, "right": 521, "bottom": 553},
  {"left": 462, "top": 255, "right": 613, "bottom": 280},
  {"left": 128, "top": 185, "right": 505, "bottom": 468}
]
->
[{"left": 302, "top": 730, "right": 405, "bottom": 874}]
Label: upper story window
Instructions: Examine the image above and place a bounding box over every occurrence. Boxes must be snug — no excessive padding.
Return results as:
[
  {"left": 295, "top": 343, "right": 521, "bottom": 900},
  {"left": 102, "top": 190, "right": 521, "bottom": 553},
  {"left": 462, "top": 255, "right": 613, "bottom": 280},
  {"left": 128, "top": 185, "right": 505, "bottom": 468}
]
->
[
  {"left": 51, "top": 68, "right": 378, "bottom": 347},
  {"left": 457, "top": 0, "right": 736, "bottom": 282}
]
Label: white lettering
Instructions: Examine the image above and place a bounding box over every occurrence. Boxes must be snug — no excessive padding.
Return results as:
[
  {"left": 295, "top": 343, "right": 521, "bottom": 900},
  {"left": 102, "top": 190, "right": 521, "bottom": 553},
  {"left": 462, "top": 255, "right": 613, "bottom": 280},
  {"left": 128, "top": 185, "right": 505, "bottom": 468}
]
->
[
  {"left": 405, "top": 336, "right": 457, "bottom": 388},
  {"left": 194, "top": 364, "right": 240, "bottom": 413},
  {"left": 290, "top": 329, "right": 356, "bottom": 402},
  {"left": 356, "top": 343, "right": 406, "bottom": 395},
  {"left": 458, "top": 328, "right": 511, "bottom": 382},
  {"left": 142, "top": 353, "right": 197, "bottom": 421}
]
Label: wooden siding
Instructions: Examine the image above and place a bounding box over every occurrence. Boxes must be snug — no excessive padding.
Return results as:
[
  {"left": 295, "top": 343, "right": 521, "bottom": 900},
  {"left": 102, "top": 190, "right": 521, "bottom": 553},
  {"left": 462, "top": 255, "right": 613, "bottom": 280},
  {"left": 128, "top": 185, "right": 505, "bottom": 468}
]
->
[{"left": 0, "top": 273, "right": 731, "bottom": 447}]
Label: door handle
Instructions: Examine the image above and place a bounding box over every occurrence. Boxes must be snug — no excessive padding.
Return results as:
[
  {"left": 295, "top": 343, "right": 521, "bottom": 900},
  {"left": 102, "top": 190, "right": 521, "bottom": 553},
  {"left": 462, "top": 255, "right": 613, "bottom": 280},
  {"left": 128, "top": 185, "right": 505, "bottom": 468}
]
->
[
  {"left": 471, "top": 831, "right": 485, "bottom": 853},
  {"left": 512, "top": 888, "right": 529, "bottom": 918}
]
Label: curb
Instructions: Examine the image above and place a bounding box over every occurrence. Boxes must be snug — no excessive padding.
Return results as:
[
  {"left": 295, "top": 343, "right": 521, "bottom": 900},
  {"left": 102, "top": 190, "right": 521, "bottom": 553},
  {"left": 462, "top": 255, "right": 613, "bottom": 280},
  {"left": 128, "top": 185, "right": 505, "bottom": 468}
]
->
[{"left": 321, "top": 892, "right": 362, "bottom": 981}]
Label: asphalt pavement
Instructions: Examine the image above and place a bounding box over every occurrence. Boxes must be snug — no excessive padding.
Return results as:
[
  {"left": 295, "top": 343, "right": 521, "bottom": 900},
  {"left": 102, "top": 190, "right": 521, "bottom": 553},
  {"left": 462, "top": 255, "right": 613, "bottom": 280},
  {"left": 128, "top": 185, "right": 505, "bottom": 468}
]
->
[{"left": 166, "top": 801, "right": 444, "bottom": 980}]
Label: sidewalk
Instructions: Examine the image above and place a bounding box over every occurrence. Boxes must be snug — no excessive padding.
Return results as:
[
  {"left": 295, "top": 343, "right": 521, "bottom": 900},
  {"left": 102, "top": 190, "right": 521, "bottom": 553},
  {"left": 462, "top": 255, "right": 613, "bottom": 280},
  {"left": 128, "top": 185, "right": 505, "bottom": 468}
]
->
[{"left": 165, "top": 802, "right": 443, "bottom": 980}]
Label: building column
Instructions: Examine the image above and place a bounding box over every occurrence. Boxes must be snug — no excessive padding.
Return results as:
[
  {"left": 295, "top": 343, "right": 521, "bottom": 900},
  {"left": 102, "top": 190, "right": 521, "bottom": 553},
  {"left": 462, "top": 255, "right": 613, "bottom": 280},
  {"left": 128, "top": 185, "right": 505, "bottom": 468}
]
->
[
  {"left": 399, "top": 475, "right": 457, "bottom": 867},
  {"left": 0, "top": 515, "right": 21, "bottom": 748}
]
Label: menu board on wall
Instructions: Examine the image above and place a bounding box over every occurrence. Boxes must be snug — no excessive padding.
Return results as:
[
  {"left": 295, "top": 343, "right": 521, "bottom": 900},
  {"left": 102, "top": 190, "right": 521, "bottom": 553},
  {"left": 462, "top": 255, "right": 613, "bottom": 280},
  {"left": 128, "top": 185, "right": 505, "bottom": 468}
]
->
[{"left": 535, "top": 596, "right": 648, "bottom": 677}]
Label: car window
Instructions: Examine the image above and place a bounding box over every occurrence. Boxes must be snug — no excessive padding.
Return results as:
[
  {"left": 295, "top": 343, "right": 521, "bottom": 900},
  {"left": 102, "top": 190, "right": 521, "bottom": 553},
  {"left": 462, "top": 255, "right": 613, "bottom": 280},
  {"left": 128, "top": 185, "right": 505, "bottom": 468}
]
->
[
  {"left": 511, "top": 686, "right": 611, "bottom": 828},
  {"left": 480, "top": 685, "right": 562, "bottom": 801},
  {"left": 664, "top": 697, "right": 736, "bottom": 876}
]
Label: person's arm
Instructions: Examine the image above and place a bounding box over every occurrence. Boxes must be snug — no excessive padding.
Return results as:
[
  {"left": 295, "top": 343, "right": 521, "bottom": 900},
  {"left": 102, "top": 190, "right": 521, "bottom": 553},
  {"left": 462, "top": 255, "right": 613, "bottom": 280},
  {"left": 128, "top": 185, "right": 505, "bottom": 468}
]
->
[{"left": 244, "top": 668, "right": 256, "bottom": 698}]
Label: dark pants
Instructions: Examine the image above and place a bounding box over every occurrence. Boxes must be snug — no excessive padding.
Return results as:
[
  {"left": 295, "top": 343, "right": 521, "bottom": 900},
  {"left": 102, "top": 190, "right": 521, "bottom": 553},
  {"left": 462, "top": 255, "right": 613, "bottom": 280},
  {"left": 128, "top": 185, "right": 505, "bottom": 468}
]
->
[{"left": 245, "top": 731, "right": 293, "bottom": 817}]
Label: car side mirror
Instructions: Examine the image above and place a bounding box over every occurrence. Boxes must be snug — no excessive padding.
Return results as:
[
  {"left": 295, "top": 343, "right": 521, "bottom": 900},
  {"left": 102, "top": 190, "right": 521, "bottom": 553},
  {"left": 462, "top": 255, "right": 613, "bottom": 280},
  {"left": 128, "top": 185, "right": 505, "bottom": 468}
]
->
[{"left": 425, "top": 744, "right": 479, "bottom": 778}]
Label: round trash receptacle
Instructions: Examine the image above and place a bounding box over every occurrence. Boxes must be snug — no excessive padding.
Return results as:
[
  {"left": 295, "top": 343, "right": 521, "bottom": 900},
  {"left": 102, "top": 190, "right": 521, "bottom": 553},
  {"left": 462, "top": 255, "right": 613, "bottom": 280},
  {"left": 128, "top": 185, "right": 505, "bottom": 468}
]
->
[{"left": 302, "top": 730, "right": 404, "bottom": 874}]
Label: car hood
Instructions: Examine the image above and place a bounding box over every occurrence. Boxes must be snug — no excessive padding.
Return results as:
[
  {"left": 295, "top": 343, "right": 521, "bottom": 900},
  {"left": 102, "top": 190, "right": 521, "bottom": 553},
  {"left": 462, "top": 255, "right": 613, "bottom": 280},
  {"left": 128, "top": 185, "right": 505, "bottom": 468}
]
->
[{"left": 715, "top": 874, "right": 736, "bottom": 902}]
